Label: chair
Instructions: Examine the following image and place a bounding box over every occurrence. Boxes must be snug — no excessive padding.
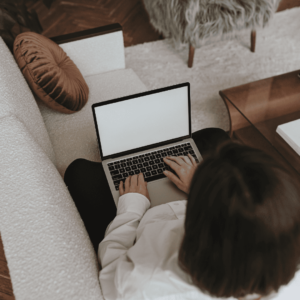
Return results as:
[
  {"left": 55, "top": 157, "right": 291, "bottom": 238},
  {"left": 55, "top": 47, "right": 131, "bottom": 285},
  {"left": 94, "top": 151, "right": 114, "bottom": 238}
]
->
[{"left": 142, "top": 0, "right": 281, "bottom": 67}]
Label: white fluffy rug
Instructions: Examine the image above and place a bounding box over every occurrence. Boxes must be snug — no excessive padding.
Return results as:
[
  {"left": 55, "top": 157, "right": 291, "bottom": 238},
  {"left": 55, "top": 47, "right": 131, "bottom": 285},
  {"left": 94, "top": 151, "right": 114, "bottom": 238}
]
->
[{"left": 125, "top": 7, "right": 300, "bottom": 133}]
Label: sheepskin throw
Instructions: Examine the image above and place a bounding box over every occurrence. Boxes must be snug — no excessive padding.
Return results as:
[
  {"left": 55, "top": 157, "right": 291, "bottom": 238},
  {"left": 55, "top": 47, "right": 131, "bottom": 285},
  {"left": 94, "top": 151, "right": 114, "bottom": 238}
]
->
[{"left": 143, "top": 0, "right": 281, "bottom": 48}]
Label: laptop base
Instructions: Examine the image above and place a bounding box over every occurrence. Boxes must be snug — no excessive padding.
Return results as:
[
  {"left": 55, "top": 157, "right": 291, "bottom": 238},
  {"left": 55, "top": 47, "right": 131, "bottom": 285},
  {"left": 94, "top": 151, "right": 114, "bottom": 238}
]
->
[{"left": 107, "top": 137, "right": 202, "bottom": 207}]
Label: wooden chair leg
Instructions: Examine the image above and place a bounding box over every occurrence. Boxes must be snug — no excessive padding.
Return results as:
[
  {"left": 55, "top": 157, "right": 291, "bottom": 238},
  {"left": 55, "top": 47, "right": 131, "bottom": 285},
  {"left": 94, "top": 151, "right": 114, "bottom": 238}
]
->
[
  {"left": 251, "top": 30, "right": 256, "bottom": 52},
  {"left": 188, "top": 44, "right": 195, "bottom": 68}
]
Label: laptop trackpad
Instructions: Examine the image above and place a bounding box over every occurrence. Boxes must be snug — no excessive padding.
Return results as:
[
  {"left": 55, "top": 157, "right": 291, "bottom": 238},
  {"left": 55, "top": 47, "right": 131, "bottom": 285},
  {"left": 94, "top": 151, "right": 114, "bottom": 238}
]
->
[{"left": 147, "top": 178, "right": 187, "bottom": 208}]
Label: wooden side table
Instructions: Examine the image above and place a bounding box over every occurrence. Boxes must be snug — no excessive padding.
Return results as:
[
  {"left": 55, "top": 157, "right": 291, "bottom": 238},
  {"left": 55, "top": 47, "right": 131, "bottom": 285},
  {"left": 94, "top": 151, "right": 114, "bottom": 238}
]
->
[{"left": 219, "top": 69, "right": 300, "bottom": 181}]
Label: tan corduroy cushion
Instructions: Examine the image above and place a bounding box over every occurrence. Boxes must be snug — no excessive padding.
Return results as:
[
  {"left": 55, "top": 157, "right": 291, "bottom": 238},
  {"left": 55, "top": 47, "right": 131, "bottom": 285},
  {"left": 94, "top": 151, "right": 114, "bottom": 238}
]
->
[{"left": 13, "top": 32, "right": 89, "bottom": 114}]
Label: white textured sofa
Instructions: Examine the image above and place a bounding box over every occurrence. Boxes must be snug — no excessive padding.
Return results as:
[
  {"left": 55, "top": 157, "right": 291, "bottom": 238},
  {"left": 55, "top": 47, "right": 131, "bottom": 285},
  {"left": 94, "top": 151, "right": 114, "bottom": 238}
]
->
[
  {"left": 0, "top": 24, "right": 147, "bottom": 300},
  {"left": 1, "top": 23, "right": 300, "bottom": 300}
]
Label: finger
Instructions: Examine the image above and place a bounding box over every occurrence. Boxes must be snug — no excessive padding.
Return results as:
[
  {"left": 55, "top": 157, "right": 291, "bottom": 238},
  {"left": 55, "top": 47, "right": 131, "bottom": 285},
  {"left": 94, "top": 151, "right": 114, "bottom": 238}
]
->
[
  {"left": 188, "top": 153, "right": 197, "bottom": 165},
  {"left": 138, "top": 172, "right": 145, "bottom": 184},
  {"left": 125, "top": 176, "right": 131, "bottom": 191},
  {"left": 165, "top": 156, "right": 185, "bottom": 166},
  {"left": 163, "top": 157, "right": 181, "bottom": 174},
  {"left": 180, "top": 155, "right": 192, "bottom": 165},
  {"left": 163, "top": 169, "right": 183, "bottom": 187},
  {"left": 138, "top": 173, "right": 149, "bottom": 194},
  {"left": 143, "top": 181, "right": 148, "bottom": 195},
  {"left": 131, "top": 174, "right": 138, "bottom": 186},
  {"left": 119, "top": 181, "right": 124, "bottom": 195}
]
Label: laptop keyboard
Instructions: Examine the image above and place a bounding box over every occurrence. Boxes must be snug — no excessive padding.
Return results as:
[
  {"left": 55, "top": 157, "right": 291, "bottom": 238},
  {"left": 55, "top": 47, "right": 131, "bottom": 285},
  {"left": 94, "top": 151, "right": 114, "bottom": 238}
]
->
[{"left": 107, "top": 142, "right": 200, "bottom": 190}]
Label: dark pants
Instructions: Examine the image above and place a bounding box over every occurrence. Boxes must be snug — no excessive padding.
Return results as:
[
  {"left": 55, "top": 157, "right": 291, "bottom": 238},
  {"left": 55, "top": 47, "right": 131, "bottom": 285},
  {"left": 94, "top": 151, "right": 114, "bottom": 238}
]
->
[{"left": 64, "top": 128, "right": 230, "bottom": 252}]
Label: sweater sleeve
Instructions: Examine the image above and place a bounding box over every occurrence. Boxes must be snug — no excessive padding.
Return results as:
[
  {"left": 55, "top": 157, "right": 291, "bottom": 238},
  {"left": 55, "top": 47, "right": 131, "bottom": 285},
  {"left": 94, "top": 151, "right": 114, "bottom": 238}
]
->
[{"left": 98, "top": 192, "right": 150, "bottom": 299}]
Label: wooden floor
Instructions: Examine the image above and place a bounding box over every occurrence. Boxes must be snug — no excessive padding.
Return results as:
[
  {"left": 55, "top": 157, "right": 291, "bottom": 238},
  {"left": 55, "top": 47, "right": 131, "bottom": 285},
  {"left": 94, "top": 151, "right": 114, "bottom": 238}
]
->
[
  {"left": 1, "top": 0, "right": 300, "bottom": 299},
  {"left": 25, "top": 0, "right": 162, "bottom": 47}
]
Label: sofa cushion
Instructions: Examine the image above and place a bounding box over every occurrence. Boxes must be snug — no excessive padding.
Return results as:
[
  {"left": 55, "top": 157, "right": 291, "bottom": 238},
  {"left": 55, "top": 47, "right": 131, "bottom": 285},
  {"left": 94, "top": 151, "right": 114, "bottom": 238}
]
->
[
  {"left": 59, "top": 28, "right": 126, "bottom": 77},
  {"left": 0, "top": 37, "right": 55, "bottom": 165},
  {"left": 0, "top": 114, "right": 103, "bottom": 300},
  {"left": 13, "top": 32, "right": 89, "bottom": 114},
  {"left": 38, "top": 68, "right": 148, "bottom": 176}
]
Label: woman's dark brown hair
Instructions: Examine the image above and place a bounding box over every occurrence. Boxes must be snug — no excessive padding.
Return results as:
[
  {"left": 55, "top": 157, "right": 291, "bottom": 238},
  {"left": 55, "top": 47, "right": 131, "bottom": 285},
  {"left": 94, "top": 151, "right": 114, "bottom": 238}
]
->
[{"left": 178, "top": 141, "right": 300, "bottom": 298}]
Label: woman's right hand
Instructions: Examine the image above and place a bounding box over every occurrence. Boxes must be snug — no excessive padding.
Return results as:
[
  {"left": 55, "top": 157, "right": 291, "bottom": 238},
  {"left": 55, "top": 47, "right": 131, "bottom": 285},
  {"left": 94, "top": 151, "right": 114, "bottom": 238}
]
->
[{"left": 163, "top": 154, "right": 198, "bottom": 194}]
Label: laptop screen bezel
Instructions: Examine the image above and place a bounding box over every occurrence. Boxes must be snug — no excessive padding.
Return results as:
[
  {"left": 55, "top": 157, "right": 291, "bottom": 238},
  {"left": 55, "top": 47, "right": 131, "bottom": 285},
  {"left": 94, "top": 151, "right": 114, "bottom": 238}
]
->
[{"left": 92, "top": 82, "right": 191, "bottom": 161}]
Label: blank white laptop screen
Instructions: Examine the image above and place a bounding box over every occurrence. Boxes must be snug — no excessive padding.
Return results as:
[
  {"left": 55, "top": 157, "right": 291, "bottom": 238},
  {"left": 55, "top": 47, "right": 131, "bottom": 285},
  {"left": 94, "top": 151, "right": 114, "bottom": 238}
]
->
[{"left": 94, "top": 86, "right": 189, "bottom": 157}]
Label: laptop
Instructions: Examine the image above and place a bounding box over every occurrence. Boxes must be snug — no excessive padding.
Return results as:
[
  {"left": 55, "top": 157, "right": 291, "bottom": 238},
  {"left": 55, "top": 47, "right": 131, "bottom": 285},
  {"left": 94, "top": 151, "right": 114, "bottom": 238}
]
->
[{"left": 92, "top": 82, "right": 202, "bottom": 207}]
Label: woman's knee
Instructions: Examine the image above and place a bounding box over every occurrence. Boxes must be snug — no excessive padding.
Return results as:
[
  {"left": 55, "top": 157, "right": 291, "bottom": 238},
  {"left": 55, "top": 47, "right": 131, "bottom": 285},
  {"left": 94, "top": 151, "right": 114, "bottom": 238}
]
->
[
  {"left": 192, "top": 128, "right": 230, "bottom": 157},
  {"left": 193, "top": 128, "right": 228, "bottom": 141},
  {"left": 64, "top": 158, "right": 90, "bottom": 183}
]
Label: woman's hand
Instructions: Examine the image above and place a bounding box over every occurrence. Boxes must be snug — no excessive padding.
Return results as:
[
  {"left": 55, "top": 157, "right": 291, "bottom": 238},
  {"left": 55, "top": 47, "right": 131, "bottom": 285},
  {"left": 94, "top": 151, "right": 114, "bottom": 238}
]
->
[
  {"left": 163, "top": 154, "right": 198, "bottom": 194},
  {"left": 119, "top": 173, "right": 151, "bottom": 201}
]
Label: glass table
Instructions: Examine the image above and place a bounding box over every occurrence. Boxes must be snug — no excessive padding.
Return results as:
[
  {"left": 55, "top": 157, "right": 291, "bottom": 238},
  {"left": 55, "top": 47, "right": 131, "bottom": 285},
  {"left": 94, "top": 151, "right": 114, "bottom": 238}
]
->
[{"left": 219, "top": 69, "right": 300, "bottom": 180}]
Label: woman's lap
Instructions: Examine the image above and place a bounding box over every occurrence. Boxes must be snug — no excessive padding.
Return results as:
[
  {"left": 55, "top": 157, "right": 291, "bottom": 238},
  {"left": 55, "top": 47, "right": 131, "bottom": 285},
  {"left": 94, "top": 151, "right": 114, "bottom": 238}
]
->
[
  {"left": 64, "top": 128, "right": 230, "bottom": 252},
  {"left": 64, "top": 159, "right": 116, "bottom": 252}
]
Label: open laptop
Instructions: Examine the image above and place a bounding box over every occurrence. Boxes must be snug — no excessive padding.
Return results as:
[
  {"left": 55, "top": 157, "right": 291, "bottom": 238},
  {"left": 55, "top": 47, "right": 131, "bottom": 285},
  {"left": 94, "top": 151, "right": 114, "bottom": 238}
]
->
[{"left": 92, "top": 82, "right": 202, "bottom": 207}]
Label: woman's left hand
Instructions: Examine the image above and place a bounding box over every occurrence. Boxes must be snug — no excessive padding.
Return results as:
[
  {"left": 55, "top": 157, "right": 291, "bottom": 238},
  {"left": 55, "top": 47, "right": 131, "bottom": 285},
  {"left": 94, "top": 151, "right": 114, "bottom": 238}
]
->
[{"left": 119, "top": 173, "right": 151, "bottom": 202}]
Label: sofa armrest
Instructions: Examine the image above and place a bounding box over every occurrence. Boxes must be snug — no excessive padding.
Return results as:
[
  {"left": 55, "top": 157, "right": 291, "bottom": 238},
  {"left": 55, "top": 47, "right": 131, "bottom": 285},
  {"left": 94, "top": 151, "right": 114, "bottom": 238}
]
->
[
  {"left": 0, "top": 114, "right": 103, "bottom": 300},
  {"left": 50, "top": 23, "right": 125, "bottom": 77}
]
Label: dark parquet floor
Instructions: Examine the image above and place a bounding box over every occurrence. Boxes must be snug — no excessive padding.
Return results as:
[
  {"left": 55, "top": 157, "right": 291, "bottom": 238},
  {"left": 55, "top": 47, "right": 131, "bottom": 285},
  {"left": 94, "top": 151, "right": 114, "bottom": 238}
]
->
[
  {"left": 1, "top": 0, "right": 300, "bottom": 299},
  {"left": 26, "top": 0, "right": 162, "bottom": 47}
]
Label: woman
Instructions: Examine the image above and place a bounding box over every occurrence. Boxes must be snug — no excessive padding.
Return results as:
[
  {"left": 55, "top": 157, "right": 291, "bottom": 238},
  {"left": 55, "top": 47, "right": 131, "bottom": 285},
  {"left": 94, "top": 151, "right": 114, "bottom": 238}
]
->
[{"left": 64, "top": 128, "right": 300, "bottom": 300}]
